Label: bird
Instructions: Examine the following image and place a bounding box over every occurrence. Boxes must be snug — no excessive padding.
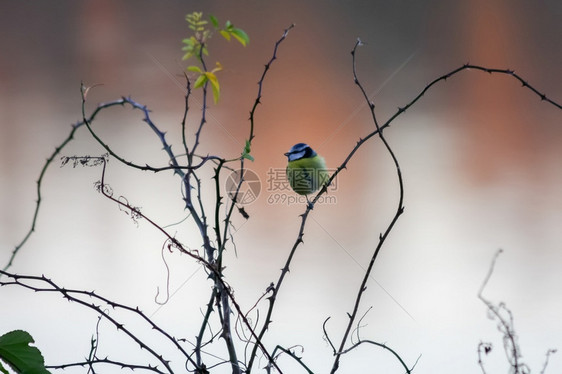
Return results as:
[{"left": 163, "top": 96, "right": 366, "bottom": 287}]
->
[{"left": 284, "top": 143, "right": 328, "bottom": 196}]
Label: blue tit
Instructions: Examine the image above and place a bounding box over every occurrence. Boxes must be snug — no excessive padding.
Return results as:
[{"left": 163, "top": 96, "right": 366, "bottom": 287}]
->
[{"left": 285, "top": 143, "right": 329, "bottom": 195}]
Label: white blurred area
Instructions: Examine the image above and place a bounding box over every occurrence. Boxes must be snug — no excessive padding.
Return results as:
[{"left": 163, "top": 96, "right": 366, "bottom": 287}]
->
[{"left": 1, "top": 1, "right": 561, "bottom": 373}]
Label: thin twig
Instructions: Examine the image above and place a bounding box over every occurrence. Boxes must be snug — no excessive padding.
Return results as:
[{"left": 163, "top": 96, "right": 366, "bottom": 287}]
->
[
  {"left": 477, "top": 341, "right": 493, "bottom": 374},
  {"left": 339, "top": 339, "right": 418, "bottom": 374},
  {"left": 540, "top": 349, "right": 558, "bottom": 374},
  {"left": 323, "top": 317, "right": 337, "bottom": 355},
  {"left": 270, "top": 345, "right": 314, "bottom": 374},
  {"left": 248, "top": 23, "right": 295, "bottom": 144}
]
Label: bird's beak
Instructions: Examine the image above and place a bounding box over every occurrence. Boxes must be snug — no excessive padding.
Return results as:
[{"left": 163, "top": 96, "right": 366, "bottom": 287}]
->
[{"left": 284, "top": 152, "right": 290, "bottom": 156}]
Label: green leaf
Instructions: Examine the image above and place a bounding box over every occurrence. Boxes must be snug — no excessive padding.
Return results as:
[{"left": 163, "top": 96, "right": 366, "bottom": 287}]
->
[
  {"left": 193, "top": 74, "right": 208, "bottom": 89},
  {"left": 181, "top": 36, "right": 199, "bottom": 60},
  {"left": 186, "top": 65, "right": 202, "bottom": 73},
  {"left": 211, "top": 84, "right": 220, "bottom": 104},
  {"left": 186, "top": 12, "right": 203, "bottom": 24},
  {"left": 205, "top": 72, "right": 220, "bottom": 103},
  {"left": 209, "top": 14, "right": 219, "bottom": 28},
  {"left": 182, "top": 37, "right": 194, "bottom": 46},
  {"left": 230, "top": 28, "right": 249, "bottom": 46},
  {"left": 219, "top": 29, "right": 230, "bottom": 41},
  {"left": 242, "top": 140, "right": 254, "bottom": 161},
  {"left": 0, "top": 330, "right": 50, "bottom": 374},
  {"left": 217, "top": 21, "right": 249, "bottom": 46}
]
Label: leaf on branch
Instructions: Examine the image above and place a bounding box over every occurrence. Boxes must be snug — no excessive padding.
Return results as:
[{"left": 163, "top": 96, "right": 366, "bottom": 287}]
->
[
  {"left": 185, "top": 11, "right": 207, "bottom": 31},
  {"left": 219, "top": 19, "right": 249, "bottom": 46},
  {"left": 209, "top": 14, "right": 219, "bottom": 28},
  {"left": 189, "top": 62, "right": 223, "bottom": 103},
  {"left": 230, "top": 28, "right": 250, "bottom": 47},
  {"left": 0, "top": 330, "right": 50, "bottom": 374},
  {"left": 187, "top": 65, "right": 203, "bottom": 74},
  {"left": 206, "top": 73, "right": 220, "bottom": 103},
  {"left": 193, "top": 74, "right": 208, "bottom": 89},
  {"left": 242, "top": 139, "right": 254, "bottom": 161},
  {"left": 181, "top": 37, "right": 196, "bottom": 60},
  {"left": 182, "top": 36, "right": 208, "bottom": 61},
  {"left": 219, "top": 29, "right": 231, "bottom": 41}
]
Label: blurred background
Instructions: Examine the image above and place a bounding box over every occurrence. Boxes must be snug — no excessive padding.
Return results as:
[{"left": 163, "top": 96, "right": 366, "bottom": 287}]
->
[{"left": 1, "top": 1, "right": 561, "bottom": 373}]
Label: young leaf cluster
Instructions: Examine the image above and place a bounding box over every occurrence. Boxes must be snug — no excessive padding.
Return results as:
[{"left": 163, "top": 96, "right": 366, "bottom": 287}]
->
[
  {"left": 182, "top": 12, "right": 249, "bottom": 103},
  {"left": 187, "top": 62, "right": 223, "bottom": 105}
]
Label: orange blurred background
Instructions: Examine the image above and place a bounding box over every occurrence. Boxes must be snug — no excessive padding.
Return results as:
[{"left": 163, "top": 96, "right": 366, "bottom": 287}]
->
[{"left": 1, "top": 1, "right": 561, "bottom": 373}]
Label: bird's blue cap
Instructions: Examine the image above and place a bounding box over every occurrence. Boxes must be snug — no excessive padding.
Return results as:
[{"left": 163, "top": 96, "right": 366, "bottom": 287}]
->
[{"left": 284, "top": 143, "right": 317, "bottom": 161}]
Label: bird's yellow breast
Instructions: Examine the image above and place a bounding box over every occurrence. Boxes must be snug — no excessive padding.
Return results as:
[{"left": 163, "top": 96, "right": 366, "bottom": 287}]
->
[{"left": 286, "top": 155, "right": 328, "bottom": 195}]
